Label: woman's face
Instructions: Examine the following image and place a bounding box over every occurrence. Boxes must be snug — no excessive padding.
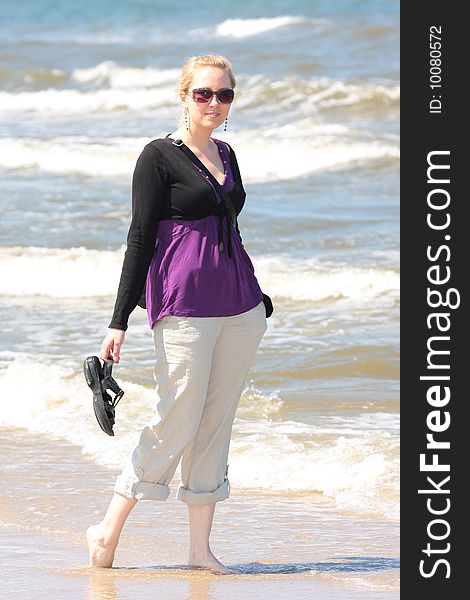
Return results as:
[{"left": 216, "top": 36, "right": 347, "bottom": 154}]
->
[{"left": 182, "top": 67, "right": 233, "bottom": 132}]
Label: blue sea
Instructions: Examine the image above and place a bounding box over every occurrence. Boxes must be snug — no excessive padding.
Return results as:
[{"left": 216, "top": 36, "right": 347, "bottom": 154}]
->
[{"left": 0, "top": 1, "right": 400, "bottom": 597}]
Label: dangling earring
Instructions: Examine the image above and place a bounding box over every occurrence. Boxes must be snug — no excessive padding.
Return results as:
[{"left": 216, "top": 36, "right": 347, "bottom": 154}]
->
[
  {"left": 224, "top": 117, "right": 228, "bottom": 132},
  {"left": 184, "top": 108, "right": 190, "bottom": 131}
]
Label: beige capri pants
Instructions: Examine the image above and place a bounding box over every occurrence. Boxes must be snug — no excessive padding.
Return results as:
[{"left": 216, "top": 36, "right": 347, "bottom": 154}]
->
[{"left": 114, "top": 300, "right": 267, "bottom": 505}]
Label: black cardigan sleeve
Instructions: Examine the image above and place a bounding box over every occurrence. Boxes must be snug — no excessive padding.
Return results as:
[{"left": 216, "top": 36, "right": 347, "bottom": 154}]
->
[{"left": 108, "top": 143, "right": 167, "bottom": 330}]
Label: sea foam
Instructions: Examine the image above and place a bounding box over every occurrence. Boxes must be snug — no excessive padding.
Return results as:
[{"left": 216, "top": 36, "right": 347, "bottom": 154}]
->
[
  {"left": 0, "top": 246, "right": 399, "bottom": 303},
  {"left": 0, "top": 357, "right": 398, "bottom": 520},
  {"left": 0, "top": 71, "right": 399, "bottom": 115},
  {"left": 0, "top": 129, "right": 398, "bottom": 181},
  {"left": 214, "top": 16, "right": 311, "bottom": 38},
  {"left": 72, "top": 61, "right": 181, "bottom": 89}
]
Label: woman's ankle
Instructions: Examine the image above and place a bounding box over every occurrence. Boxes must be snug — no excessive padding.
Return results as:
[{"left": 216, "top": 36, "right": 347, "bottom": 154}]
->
[
  {"left": 189, "top": 542, "right": 211, "bottom": 558},
  {"left": 93, "top": 521, "right": 120, "bottom": 547}
]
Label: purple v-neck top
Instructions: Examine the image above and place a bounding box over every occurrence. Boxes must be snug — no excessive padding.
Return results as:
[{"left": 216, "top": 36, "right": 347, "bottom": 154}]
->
[{"left": 145, "top": 138, "right": 263, "bottom": 329}]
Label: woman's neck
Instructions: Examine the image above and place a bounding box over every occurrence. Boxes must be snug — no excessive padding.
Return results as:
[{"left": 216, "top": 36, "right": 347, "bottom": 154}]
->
[{"left": 171, "top": 126, "right": 215, "bottom": 153}]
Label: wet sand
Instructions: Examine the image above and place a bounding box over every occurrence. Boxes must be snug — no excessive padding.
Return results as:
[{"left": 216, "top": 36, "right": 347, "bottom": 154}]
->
[{"left": 0, "top": 429, "right": 399, "bottom": 598}]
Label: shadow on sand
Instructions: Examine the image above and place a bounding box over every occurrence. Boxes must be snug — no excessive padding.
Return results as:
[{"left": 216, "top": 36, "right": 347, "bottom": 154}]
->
[
  {"left": 231, "top": 556, "right": 400, "bottom": 575},
  {"left": 85, "top": 557, "right": 400, "bottom": 600},
  {"left": 110, "top": 555, "right": 399, "bottom": 575}
]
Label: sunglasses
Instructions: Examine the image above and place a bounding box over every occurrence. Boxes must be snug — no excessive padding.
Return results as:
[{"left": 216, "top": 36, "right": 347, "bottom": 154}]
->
[{"left": 189, "top": 87, "right": 235, "bottom": 104}]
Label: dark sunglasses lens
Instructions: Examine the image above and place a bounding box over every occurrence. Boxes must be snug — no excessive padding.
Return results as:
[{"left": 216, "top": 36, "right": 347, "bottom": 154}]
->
[
  {"left": 217, "top": 89, "right": 234, "bottom": 104},
  {"left": 191, "top": 88, "right": 234, "bottom": 104},
  {"left": 192, "top": 89, "right": 213, "bottom": 103}
]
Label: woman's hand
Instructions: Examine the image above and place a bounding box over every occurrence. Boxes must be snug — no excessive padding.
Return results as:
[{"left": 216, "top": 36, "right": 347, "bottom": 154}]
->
[{"left": 101, "top": 328, "right": 126, "bottom": 364}]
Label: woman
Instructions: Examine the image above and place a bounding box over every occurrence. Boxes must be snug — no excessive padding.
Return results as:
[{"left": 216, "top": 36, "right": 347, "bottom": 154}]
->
[{"left": 87, "top": 54, "right": 270, "bottom": 574}]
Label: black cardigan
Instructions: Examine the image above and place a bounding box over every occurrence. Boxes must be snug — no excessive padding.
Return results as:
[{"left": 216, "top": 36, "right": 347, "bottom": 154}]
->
[{"left": 109, "top": 137, "right": 247, "bottom": 331}]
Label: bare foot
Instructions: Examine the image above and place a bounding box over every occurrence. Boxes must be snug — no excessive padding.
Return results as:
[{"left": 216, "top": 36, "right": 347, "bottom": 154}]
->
[
  {"left": 86, "top": 524, "right": 117, "bottom": 568},
  {"left": 188, "top": 550, "right": 237, "bottom": 575}
]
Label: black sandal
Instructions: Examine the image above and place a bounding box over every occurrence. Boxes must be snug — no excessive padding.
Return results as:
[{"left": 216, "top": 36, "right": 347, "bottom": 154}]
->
[{"left": 83, "top": 355, "right": 124, "bottom": 436}]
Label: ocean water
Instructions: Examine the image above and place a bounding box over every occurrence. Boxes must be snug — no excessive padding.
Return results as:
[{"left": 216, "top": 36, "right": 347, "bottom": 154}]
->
[{"left": 0, "top": 0, "right": 399, "bottom": 592}]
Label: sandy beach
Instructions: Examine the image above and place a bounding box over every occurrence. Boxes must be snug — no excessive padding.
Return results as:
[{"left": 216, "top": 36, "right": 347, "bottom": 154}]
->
[{"left": 1, "top": 429, "right": 399, "bottom": 598}]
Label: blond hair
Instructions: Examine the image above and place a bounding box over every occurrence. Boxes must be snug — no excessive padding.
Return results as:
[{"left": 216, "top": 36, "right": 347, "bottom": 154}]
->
[{"left": 177, "top": 54, "right": 236, "bottom": 126}]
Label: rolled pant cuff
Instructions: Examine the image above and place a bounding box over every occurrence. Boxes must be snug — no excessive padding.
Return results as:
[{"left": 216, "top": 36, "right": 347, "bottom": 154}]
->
[
  {"left": 176, "top": 478, "right": 230, "bottom": 505},
  {"left": 114, "top": 475, "right": 170, "bottom": 501}
]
